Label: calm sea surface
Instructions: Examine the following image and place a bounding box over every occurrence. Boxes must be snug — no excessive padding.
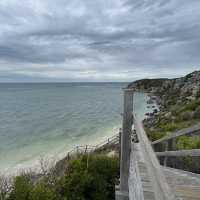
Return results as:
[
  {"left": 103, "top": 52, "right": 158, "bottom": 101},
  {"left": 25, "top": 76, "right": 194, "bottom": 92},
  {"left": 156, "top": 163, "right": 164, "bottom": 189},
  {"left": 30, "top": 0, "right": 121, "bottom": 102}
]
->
[{"left": 0, "top": 83, "right": 154, "bottom": 173}]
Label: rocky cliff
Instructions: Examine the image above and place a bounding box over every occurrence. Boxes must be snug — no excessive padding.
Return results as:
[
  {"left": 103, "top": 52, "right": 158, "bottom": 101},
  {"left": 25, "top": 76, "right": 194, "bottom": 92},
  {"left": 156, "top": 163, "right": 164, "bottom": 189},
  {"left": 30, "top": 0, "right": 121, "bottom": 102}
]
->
[
  {"left": 129, "top": 70, "right": 200, "bottom": 173},
  {"left": 128, "top": 70, "right": 200, "bottom": 141},
  {"left": 128, "top": 71, "right": 200, "bottom": 109}
]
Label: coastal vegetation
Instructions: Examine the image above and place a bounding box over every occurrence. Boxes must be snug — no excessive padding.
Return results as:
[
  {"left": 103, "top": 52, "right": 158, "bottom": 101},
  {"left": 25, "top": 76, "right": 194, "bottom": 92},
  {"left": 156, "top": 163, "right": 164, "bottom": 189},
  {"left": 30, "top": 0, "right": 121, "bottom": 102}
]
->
[
  {"left": 1, "top": 70, "right": 200, "bottom": 199},
  {"left": 145, "top": 99, "right": 200, "bottom": 144},
  {"left": 1, "top": 153, "right": 119, "bottom": 200},
  {"left": 129, "top": 71, "right": 200, "bottom": 143},
  {"left": 129, "top": 70, "right": 200, "bottom": 172}
]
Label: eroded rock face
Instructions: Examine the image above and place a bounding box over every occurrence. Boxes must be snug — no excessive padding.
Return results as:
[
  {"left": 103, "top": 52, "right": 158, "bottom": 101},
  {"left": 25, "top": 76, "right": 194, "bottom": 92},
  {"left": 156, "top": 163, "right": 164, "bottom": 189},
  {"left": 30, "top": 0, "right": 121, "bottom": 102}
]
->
[
  {"left": 128, "top": 70, "right": 200, "bottom": 105},
  {"left": 129, "top": 71, "right": 200, "bottom": 142}
]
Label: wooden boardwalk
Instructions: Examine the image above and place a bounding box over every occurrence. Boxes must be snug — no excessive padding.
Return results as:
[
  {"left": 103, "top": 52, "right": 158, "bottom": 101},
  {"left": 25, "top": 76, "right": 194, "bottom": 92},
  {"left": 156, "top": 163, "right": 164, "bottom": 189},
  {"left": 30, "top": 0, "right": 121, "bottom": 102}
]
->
[
  {"left": 116, "top": 89, "right": 200, "bottom": 200},
  {"left": 131, "top": 143, "right": 200, "bottom": 200}
]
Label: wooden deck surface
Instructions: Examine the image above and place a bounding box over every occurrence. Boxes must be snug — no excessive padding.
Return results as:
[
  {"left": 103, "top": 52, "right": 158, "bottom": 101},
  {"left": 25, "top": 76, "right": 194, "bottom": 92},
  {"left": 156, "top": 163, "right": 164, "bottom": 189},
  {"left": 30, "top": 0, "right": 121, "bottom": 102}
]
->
[{"left": 129, "top": 143, "right": 200, "bottom": 200}]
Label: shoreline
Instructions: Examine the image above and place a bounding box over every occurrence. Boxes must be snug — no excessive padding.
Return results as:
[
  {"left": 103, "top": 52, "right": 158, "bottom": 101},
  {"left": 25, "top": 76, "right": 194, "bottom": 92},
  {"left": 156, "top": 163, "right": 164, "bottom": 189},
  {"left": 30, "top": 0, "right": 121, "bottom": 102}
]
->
[
  {"left": 0, "top": 92, "right": 152, "bottom": 176},
  {"left": 0, "top": 125, "right": 121, "bottom": 176}
]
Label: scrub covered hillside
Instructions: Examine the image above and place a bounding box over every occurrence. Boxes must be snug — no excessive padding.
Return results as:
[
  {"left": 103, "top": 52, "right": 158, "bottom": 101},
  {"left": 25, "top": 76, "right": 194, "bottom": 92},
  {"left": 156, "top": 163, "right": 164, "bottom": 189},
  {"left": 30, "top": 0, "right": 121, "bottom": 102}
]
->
[
  {"left": 128, "top": 71, "right": 200, "bottom": 172},
  {"left": 0, "top": 153, "right": 119, "bottom": 200},
  {"left": 129, "top": 70, "right": 200, "bottom": 141}
]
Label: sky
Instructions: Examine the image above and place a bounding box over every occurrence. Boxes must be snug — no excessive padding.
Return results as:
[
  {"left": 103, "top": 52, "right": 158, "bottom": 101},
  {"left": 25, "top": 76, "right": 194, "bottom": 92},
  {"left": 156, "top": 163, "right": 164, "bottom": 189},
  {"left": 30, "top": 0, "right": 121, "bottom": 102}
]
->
[{"left": 0, "top": 0, "right": 200, "bottom": 82}]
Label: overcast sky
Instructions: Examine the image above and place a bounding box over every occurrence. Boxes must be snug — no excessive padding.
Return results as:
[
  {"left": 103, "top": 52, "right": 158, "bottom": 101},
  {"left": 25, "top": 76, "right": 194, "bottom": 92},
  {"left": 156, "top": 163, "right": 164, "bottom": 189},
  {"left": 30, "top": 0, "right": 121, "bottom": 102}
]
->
[{"left": 0, "top": 0, "right": 200, "bottom": 82}]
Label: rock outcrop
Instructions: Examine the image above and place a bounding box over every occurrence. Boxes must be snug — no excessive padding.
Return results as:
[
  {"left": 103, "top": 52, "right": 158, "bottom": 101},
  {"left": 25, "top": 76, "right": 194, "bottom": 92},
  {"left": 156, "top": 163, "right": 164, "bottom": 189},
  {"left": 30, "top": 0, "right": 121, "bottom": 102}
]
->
[
  {"left": 128, "top": 70, "right": 200, "bottom": 109},
  {"left": 129, "top": 70, "right": 200, "bottom": 173}
]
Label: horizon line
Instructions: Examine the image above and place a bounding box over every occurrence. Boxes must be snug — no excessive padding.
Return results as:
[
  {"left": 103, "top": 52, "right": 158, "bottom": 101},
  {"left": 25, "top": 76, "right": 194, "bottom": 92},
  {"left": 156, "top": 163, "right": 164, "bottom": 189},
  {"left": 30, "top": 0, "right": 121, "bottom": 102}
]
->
[{"left": 0, "top": 81, "right": 130, "bottom": 84}]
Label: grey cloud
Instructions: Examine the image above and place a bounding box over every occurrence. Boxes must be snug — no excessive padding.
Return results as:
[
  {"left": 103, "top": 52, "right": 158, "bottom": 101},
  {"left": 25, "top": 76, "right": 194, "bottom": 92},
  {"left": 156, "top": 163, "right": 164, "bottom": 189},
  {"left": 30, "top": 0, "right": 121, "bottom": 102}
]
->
[{"left": 0, "top": 0, "right": 200, "bottom": 82}]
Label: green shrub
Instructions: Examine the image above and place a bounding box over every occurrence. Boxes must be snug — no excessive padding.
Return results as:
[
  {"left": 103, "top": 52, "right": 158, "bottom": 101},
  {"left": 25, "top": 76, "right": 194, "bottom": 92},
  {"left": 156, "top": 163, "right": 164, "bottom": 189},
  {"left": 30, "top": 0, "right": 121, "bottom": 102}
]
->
[
  {"left": 30, "top": 182, "right": 57, "bottom": 200},
  {"left": 180, "top": 100, "right": 200, "bottom": 112},
  {"left": 185, "top": 73, "right": 193, "bottom": 80},
  {"left": 146, "top": 130, "right": 166, "bottom": 141},
  {"left": 176, "top": 136, "right": 200, "bottom": 150},
  {"left": 6, "top": 154, "right": 119, "bottom": 200},
  {"left": 8, "top": 175, "right": 32, "bottom": 200},
  {"left": 175, "top": 137, "right": 200, "bottom": 172},
  {"left": 159, "top": 123, "right": 178, "bottom": 132},
  {"left": 61, "top": 154, "right": 119, "bottom": 200}
]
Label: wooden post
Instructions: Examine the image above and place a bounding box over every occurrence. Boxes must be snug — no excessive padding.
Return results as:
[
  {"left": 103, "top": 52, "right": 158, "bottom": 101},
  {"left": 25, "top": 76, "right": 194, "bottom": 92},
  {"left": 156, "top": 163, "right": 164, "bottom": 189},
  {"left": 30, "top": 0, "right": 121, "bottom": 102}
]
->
[
  {"left": 163, "top": 141, "right": 169, "bottom": 166},
  {"left": 163, "top": 139, "right": 176, "bottom": 166},
  {"left": 76, "top": 146, "right": 79, "bottom": 154},
  {"left": 120, "top": 89, "right": 133, "bottom": 193},
  {"left": 168, "top": 139, "right": 175, "bottom": 151},
  {"left": 86, "top": 147, "right": 90, "bottom": 169},
  {"left": 119, "top": 128, "right": 122, "bottom": 162},
  {"left": 67, "top": 152, "right": 70, "bottom": 160},
  {"left": 85, "top": 145, "right": 88, "bottom": 154},
  {"left": 164, "top": 139, "right": 176, "bottom": 167}
]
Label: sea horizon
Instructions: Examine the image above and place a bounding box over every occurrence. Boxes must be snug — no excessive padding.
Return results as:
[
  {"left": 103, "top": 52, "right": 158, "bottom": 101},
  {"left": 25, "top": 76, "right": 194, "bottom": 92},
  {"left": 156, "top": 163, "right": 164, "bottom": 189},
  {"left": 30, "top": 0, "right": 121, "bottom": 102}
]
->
[{"left": 0, "top": 81, "right": 130, "bottom": 84}]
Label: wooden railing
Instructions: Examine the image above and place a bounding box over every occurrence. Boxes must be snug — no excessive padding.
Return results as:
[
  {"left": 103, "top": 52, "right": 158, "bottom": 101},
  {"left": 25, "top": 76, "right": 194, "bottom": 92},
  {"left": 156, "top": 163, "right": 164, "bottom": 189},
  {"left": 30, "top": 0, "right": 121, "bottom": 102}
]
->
[
  {"left": 117, "top": 88, "right": 200, "bottom": 200},
  {"left": 134, "top": 115, "right": 176, "bottom": 200},
  {"left": 151, "top": 123, "right": 200, "bottom": 166},
  {"left": 134, "top": 118, "right": 200, "bottom": 200},
  {"left": 96, "top": 134, "right": 119, "bottom": 149},
  {"left": 156, "top": 149, "right": 200, "bottom": 157},
  {"left": 152, "top": 123, "right": 200, "bottom": 145},
  {"left": 66, "top": 133, "right": 119, "bottom": 159}
]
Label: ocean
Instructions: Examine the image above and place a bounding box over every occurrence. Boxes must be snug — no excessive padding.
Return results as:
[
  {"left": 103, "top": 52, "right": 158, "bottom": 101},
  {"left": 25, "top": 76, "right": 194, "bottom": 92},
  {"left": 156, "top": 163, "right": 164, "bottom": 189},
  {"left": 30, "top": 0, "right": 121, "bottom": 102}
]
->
[{"left": 0, "top": 83, "right": 155, "bottom": 174}]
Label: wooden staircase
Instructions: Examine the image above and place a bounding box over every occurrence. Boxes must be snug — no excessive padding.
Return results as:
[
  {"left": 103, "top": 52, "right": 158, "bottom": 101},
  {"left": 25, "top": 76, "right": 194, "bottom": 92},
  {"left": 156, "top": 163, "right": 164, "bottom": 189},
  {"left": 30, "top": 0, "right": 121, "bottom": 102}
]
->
[
  {"left": 116, "top": 88, "right": 200, "bottom": 200},
  {"left": 132, "top": 142, "right": 200, "bottom": 200},
  {"left": 128, "top": 116, "right": 200, "bottom": 200}
]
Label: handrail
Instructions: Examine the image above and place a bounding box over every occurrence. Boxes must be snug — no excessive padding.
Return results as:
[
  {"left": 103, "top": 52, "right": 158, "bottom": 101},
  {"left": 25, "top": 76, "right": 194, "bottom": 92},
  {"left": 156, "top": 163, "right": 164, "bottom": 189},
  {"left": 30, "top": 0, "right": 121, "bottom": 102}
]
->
[
  {"left": 134, "top": 116, "right": 176, "bottom": 200},
  {"left": 95, "top": 134, "right": 119, "bottom": 149},
  {"left": 156, "top": 149, "right": 200, "bottom": 157},
  {"left": 66, "top": 133, "right": 119, "bottom": 158},
  {"left": 152, "top": 123, "right": 200, "bottom": 145}
]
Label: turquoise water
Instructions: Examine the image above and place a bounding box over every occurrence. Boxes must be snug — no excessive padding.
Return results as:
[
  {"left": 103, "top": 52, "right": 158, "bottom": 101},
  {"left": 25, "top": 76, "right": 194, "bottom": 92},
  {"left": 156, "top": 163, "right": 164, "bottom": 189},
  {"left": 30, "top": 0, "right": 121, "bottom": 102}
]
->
[{"left": 0, "top": 83, "right": 153, "bottom": 173}]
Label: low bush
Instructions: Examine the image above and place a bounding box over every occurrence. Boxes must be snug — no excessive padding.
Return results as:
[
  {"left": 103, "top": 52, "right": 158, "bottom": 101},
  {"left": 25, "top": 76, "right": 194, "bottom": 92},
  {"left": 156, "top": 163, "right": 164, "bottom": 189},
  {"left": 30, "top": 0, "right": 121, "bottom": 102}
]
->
[
  {"left": 176, "top": 136, "right": 200, "bottom": 150},
  {"left": 60, "top": 154, "right": 119, "bottom": 200},
  {"left": 30, "top": 181, "right": 57, "bottom": 200},
  {"left": 180, "top": 100, "right": 200, "bottom": 112},
  {"left": 8, "top": 175, "right": 32, "bottom": 200},
  {"left": 146, "top": 129, "right": 165, "bottom": 141},
  {"left": 6, "top": 154, "right": 119, "bottom": 200}
]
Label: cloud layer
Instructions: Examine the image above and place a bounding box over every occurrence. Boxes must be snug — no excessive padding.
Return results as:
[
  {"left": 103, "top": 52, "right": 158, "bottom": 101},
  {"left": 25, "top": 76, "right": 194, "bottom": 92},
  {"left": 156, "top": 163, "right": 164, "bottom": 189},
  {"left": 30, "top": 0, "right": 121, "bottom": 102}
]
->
[{"left": 0, "top": 0, "right": 200, "bottom": 82}]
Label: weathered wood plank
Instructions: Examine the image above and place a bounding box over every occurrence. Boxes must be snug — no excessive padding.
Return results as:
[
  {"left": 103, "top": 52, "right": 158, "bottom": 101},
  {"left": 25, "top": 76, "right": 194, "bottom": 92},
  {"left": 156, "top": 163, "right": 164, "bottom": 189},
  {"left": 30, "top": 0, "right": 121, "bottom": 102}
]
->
[
  {"left": 152, "top": 123, "right": 200, "bottom": 145},
  {"left": 163, "top": 167, "right": 200, "bottom": 186},
  {"left": 119, "top": 89, "right": 133, "bottom": 193},
  {"left": 134, "top": 116, "right": 176, "bottom": 200},
  {"left": 133, "top": 142, "right": 200, "bottom": 200},
  {"left": 156, "top": 149, "right": 200, "bottom": 157},
  {"left": 163, "top": 167, "right": 200, "bottom": 200},
  {"left": 129, "top": 143, "right": 144, "bottom": 200}
]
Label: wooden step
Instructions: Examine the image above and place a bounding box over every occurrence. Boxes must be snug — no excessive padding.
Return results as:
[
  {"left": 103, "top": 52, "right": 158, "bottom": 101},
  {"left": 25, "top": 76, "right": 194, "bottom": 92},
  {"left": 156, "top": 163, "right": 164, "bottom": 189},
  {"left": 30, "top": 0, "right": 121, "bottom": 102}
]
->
[{"left": 131, "top": 143, "right": 200, "bottom": 200}]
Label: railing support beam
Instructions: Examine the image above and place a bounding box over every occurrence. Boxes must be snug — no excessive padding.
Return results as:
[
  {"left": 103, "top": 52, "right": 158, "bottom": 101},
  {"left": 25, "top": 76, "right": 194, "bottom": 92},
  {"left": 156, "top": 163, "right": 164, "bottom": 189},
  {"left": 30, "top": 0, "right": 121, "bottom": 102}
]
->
[
  {"left": 163, "top": 139, "right": 175, "bottom": 166},
  {"left": 119, "top": 89, "right": 133, "bottom": 194}
]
